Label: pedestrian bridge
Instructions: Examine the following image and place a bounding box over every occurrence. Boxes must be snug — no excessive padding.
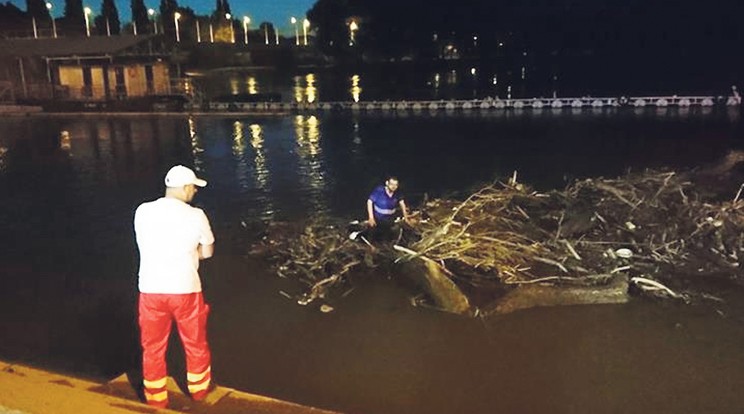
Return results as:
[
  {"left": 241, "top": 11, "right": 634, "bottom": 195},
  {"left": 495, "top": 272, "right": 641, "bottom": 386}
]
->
[{"left": 202, "top": 95, "right": 742, "bottom": 114}]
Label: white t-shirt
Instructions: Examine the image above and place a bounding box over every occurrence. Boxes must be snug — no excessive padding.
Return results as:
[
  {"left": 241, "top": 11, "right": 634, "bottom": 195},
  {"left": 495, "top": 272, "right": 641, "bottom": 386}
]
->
[{"left": 134, "top": 197, "right": 215, "bottom": 294}]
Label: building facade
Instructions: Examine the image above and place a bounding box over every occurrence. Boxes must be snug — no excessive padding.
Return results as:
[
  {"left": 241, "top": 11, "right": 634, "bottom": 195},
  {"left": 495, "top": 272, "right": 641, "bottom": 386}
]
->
[{"left": 0, "top": 35, "right": 174, "bottom": 102}]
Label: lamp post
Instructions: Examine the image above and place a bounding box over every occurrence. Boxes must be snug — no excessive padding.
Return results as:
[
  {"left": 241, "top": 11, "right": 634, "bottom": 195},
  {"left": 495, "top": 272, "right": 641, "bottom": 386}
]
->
[
  {"left": 226, "top": 13, "right": 234, "bottom": 43},
  {"left": 174, "top": 11, "right": 181, "bottom": 42},
  {"left": 242, "top": 16, "right": 250, "bottom": 44},
  {"left": 302, "top": 18, "right": 309, "bottom": 46},
  {"left": 84, "top": 6, "right": 92, "bottom": 37},
  {"left": 147, "top": 8, "right": 157, "bottom": 34},
  {"left": 290, "top": 17, "right": 299, "bottom": 45},
  {"left": 46, "top": 2, "right": 57, "bottom": 38}
]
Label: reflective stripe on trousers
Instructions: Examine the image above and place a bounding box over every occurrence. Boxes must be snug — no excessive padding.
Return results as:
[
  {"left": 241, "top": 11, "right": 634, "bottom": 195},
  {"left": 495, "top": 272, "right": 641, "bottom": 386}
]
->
[
  {"left": 143, "top": 376, "right": 168, "bottom": 407},
  {"left": 139, "top": 292, "right": 211, "bottom": 404},
  {"left": 187, "top": 366, "right": 212, "bottom": 396}
]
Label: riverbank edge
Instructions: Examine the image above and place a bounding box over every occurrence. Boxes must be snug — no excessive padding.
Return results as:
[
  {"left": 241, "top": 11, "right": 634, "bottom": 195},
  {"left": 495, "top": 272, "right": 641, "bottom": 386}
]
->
[
  {"left": 1, "top": 111, "right": 290, "bottom": 117},
  {"left": 0, "top": 359, "right": 339, "bottom": 414}
]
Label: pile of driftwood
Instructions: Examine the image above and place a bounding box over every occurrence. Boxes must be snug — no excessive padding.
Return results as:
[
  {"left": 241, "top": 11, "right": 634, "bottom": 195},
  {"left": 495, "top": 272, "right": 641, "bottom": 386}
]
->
[
  {"left": 259, "top": 219, "right": 373, "bottom": 306},
  {"left": 396, "top": 170, "right": 744, "bottom": 312},
  {"left": 253, "top": 153, "right": 744, "bottom": 313}
]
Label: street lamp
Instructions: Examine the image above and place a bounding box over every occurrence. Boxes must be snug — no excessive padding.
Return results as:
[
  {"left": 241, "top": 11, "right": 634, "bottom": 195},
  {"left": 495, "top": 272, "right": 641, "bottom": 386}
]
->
[
  {"left": 302, "top": 18, "right": 309, "bottom": 46},
  {"left": 174, "top": 11, "right": 181, "bottom": 42},
  {"left": 226, "top": 13, "right": 234, "bottom": 43},
  {"left": 264, "top": 23, "right": 268, "bottom": 44},
  {"left": 84, "top": 6, "right": 92, "bottom": 37},
  {"left": 147, "top": 8, "right": 157, "bottom": 34},
  {"left": 242, "top": 16, "right": 250, "bottom": 44},
  {"left": 290, "top": 16, "right": 299, "bottom": 45},
  {"left": 46, "top": 2, "right": 57, "bottom": 38}
]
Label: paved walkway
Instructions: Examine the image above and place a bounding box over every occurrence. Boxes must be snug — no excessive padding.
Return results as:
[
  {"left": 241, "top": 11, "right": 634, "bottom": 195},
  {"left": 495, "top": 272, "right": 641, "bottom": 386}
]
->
[{"left": 0, "top": 361, "right": 338, "bottom": 414}]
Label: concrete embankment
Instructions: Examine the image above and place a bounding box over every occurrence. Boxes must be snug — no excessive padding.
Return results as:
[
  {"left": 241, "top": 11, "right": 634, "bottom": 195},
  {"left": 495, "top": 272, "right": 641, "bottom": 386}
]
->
[{"left": 0, "top": 360, "right": 338, "bottom": 414}]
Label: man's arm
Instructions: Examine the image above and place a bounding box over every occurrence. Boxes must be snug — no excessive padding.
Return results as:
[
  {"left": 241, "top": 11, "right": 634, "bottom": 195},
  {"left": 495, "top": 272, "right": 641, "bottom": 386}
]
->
[
  {"left": 197, "top": 209, "right": 215, "bottom": 260},
  {"left": 367, "top": 199, "right": 377, "bottom": 226}
]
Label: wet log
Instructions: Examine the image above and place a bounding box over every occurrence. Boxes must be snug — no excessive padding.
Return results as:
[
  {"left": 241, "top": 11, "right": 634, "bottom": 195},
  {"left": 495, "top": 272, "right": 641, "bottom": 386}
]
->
[
  {"left": 400, "top": 246, "right": 629, "bottom": 317},
  {"left": 482, "top": 274, "right": 629, "bottom": 316},
  {"left": 398, "top": 251, "right": 472, "bottom": 315}
]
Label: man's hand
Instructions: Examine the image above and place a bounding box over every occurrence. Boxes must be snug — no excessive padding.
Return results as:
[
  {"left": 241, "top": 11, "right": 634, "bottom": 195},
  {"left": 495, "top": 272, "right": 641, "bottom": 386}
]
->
[
  {"left": 368, "top": 217, "right": 377, "bottom": 227},
  {"left": 198, "top": 243, "right": 214, "bottom": 260}
]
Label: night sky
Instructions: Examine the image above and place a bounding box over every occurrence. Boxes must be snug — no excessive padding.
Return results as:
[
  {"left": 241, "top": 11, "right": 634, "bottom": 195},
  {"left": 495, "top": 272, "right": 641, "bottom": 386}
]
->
[{"left": 10, "top": 0, "right": 316, "bottom": 30}]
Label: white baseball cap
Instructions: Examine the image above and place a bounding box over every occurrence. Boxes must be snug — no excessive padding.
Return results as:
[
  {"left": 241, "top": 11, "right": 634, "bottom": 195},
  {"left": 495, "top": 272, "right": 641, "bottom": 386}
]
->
[{"left": 164, "top": 165, "right": 207, "bottom": 188}]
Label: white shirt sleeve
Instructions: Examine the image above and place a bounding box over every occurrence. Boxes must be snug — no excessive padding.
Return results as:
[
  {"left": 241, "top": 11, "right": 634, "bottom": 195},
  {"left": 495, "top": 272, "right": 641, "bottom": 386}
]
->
[{"left": 197, "top": 209, "right": 215, "bottom": 246}]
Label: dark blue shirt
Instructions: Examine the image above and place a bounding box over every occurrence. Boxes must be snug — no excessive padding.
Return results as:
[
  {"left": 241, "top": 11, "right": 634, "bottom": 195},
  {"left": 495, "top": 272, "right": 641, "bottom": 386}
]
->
[{"left": 368, "top": 185, "right": 402, "bottom": 220}]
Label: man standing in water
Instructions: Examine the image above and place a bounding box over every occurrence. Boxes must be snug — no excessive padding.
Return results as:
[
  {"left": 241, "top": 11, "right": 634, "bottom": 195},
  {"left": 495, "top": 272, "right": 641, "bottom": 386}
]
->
[
  {"left": 367, "top": 176, "right": 412, "bottom": 241},
  {"left": 134, "top": 165, "right": 215, "bottom": 408}
]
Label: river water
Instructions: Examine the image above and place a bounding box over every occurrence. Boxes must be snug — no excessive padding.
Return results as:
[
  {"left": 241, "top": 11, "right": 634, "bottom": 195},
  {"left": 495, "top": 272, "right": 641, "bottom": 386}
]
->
[
  {"left": 1, "top": 108, "right": 744, "bottom": 413},
  {"left": 195, "top": 62, "right": 739, "bottom": 103}
]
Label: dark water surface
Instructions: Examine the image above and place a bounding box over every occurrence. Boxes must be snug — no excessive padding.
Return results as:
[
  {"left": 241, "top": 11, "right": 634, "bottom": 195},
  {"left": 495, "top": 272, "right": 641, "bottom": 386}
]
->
[
  {"left": 1, "top": 108, "right": 744, "bottom": 413},
  {"left": 198, "top": 61, "right": 741, "bottom": 103}
]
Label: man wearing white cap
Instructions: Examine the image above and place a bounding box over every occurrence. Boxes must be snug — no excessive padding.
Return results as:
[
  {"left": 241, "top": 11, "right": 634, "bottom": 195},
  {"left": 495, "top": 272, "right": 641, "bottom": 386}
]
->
[{"left": 133, "top": 165, "right": 215, "bottom": 408}]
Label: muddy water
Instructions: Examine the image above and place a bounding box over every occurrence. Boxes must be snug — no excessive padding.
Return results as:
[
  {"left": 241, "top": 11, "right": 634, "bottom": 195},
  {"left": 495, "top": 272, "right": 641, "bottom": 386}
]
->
[{"left": 0, "top": 109, "right": 743, "bottom": 413}]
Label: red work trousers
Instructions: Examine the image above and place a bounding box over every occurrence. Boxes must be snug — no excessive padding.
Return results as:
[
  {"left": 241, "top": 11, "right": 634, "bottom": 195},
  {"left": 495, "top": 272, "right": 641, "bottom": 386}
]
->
[{"left": 138, "top": 292, "right": 212, "bottom": 407}]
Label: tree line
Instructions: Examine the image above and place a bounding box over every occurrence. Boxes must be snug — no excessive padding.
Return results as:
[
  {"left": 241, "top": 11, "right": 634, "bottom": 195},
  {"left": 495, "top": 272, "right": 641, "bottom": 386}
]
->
[
  {"left": 1, "top": 0, "right": 277, "bottom": 41},
  {"left": 307, "top": 0, "right": 744, "bottom": 66}
]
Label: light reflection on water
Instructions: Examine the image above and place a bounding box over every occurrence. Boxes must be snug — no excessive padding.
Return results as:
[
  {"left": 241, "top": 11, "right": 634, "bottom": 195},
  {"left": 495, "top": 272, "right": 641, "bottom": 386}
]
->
[
  {"left": 249, "top": 123, "right": 270, "bottom": 193},
  {"left": 212, "top": 63, "right": 539, "bottom": 103},
  {"left": 208, "top": 65, "right": 528, "bottom": 102},
  {"left": 225, "top": 120, "right": 273, "bottom": 218},
  {"left": 293, "top": 114, "right": 326, "bottom": 215},
  {"left": 203, "top": 63, "right": 733, "bottom": 105},
  {"left": 229, "top": 77, "right": 240, "bottom": 95},
  {"left": 292, "top": 73, "right": 318, "bottom": 103},
  {"left": 246, "top": 76, "right": 258, "bottom": 95},
  {"left": 351, "top": 74, "right": 362, "bottom": 102},
  {"left": 0, "top": 145, "right": 9, "bottom": 173},
  {"left": 231, "top": 120, "right": 250, "bottom": 191}
]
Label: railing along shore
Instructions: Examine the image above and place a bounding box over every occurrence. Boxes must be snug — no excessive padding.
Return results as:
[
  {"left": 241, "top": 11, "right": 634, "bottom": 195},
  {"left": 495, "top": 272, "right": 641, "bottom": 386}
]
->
[{"left": 201, "top": 95, "right": 742, "bottom": 114}]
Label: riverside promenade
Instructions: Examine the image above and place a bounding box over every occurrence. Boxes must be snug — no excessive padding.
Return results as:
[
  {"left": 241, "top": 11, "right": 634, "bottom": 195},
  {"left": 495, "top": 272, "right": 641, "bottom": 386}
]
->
[{"left": 0, "top": 360, "right": 338, "bottom": 414}]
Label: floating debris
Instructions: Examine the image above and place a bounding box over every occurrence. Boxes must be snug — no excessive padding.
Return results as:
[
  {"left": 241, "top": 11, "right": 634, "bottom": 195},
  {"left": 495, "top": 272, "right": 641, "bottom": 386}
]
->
[{"left": 251, "top": 151, "right": 744, "bottom": 313}]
